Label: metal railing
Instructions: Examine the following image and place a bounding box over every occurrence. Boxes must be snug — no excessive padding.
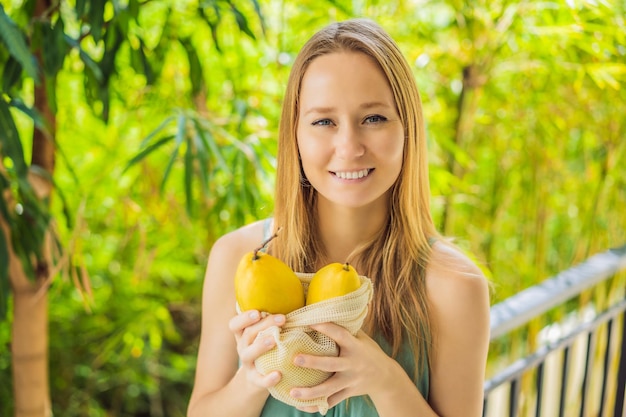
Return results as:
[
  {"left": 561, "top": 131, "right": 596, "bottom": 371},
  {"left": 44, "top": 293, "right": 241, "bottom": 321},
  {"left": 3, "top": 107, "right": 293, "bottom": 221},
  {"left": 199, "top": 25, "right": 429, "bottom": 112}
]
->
[{"left": 483, "top": 245, "right": 626, "bottom": 417}]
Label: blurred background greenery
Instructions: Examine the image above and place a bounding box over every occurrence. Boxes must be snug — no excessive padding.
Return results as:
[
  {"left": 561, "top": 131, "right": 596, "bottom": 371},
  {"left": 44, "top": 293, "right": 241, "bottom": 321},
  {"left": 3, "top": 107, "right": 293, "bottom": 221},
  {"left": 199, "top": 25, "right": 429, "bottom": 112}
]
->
[{"left": 1, "top": 0, "right": 625, "bottom": 416}]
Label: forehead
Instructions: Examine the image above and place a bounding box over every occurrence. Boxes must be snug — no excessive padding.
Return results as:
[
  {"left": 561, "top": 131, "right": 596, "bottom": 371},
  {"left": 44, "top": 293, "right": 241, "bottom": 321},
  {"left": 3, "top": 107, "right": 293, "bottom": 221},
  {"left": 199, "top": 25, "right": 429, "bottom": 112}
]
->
[{"left": 299, "top": 51, "right": 394, "bottom": 110}]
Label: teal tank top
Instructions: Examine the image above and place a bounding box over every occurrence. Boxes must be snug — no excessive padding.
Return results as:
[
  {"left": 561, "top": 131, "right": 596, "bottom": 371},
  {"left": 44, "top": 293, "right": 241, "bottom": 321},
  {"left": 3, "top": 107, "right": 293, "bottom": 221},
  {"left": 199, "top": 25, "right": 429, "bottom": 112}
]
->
[
  {"left": 258, "top": 219, "right": 430, "bottom": 416},
  {"left": 260, "top": 335, "right": 429, "bottom": 416}
]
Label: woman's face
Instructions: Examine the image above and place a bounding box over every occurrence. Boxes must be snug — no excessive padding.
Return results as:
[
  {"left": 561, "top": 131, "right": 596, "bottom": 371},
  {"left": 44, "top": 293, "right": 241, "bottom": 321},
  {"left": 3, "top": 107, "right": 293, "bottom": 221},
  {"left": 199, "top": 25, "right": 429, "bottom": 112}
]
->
[{"left": 297, "top": 51, "right": 405, "bottom": 210}]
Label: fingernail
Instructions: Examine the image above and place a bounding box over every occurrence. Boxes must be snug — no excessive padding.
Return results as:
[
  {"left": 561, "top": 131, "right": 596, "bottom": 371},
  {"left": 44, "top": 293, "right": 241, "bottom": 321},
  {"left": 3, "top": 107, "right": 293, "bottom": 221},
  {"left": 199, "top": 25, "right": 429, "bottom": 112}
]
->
[
  {"left": 291, "top": 389, "right": 301, "bottom": 398},
  {"left": 274, "top": 315, "right": 285, "bottom": 323},
  {"left": 294, "top": 355, "right": 304, "bottom": 366},
  {"left": 264, "top": 337, "right": 274, "bottom": 347},
  {"left": 249, "top": 311, "right": 259, "bottom": 320}
]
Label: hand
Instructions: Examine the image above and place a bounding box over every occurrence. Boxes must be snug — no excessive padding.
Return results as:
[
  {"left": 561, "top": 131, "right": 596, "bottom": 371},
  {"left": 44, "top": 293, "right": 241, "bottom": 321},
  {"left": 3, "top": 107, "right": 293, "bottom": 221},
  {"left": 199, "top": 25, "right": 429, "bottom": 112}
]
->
[
  {"left": 289, "top": 322, "right": 393, "bottom": 413},
  {"left": 229, "top": 310, "right": 286, "bottom": 389}
]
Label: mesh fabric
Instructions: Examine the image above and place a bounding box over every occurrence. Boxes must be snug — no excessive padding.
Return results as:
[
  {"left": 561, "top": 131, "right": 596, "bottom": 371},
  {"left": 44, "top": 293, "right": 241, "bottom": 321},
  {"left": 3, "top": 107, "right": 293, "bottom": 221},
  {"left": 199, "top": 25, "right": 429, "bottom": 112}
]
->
[{"left": 254, "top": 272, "right": 373, "bottom": 415}]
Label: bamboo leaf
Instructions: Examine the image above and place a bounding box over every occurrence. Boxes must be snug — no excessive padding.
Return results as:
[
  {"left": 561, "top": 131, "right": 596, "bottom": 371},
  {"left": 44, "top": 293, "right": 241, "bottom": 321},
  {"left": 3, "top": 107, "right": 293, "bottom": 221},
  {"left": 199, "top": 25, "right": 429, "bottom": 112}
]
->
[
  {"left": 0, "top": 98, "right": 27, "bottom": 178},
  {"left": 30, "top": 164, "right": 74, "bottom": 229},
  {"left": 2, "top": 56, "right": 22, "bottom": 92},
  {"left": 0, "top": 5, "right": 39, "bottom": 82},
  {"left": 184, "top": 136, "right": 194, "bottom": 216},
  {"left": 0, "top": 225, "right": 9, "bottom": 320},
  {"left": 41, "top": 18, "right": 69, "bottom": 78},
  {"left": 248, "top": 0, "right": 266, "bottom": 34},
  {"left": 64, "top": 34, "right": 104, "bottom": 82},
  {"left": 227, "top": 2, "right": 256, "bottom": 40},
  {"left": 191, "top": 117, "right": 229, "bottom": 171},
  {"left": 191, "top": 131, "right": 211, "bottom": 196},
  {"left": 75, "top": 0, "right": 87, "bottom": 19},
  {"left": 88, "top": 0, "right": 106, "bottom": 43},
  {"left": 175, "top": 112, "right": 187, "bottom": 147},
  {"left": 137, "top": 38, "right": 156, "bottom": 85},
  {"left": 128, "top": 0, "right": 140, "bottom": 20},
  {"left": 9, "top": 98, "right": 50, "bottom": 138},
  {"left": 124, "top": 135, "right": 176, "bottom": 173},
  {"left": 139, "top": 115, "right": 176, "bottom": 148},
  {"left": 180, "top": 38, "right": 204, "bottom": 96},
  {"left": 159, "top": 139, "right": 182, "bottom": 195},
  {"left": 198, "top": 7, "right": 223, "bottom": 52},
  {"left": 101, "top": 25, "right": 125, "bottom": 79},
  {"left": 585, "top": 63, "right": 625, "bottom": 90},
  {"left": 158, "top": 113, "right": 188, "bottom": 194},
  {"left": 9, "top": 179, "right": 50, "bottom": 283}
]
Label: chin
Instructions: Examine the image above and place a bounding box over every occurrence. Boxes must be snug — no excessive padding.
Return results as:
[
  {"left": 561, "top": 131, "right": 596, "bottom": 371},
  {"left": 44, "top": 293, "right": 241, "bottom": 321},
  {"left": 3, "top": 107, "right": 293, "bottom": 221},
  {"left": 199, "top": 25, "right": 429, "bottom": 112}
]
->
[{"left": 320, "top": 193, "right": 385, "bottom": 210}]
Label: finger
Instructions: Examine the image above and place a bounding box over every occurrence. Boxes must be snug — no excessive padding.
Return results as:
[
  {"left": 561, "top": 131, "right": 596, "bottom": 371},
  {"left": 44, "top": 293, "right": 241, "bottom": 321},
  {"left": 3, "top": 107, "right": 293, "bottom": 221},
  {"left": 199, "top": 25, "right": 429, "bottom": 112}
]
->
[
  {"left": 310, "top": 322, "right": 352, "bottom": 344},
  {"left": 256, "top": 370, "right": 282, "bottom": 388},
  {"left": 240, "top": 314, "right": 286, "bottom": 345},
  {"left": 229, "top": 310, "right": 262, "bottom": 334},
  {"left": 290, "top": 377, "right": 340, "bottom": 402},
  {"left": 239, "top": 334, "right": 277, "bottom": 364},
  {"left": 327, "top": 389, "right": 349, "bottom": 409},
  {"left": 296, "top": 405, "right": 320, "bottom": 413},
  {"left": 294, "top": 352, "right": 346, "bottom": 373}
]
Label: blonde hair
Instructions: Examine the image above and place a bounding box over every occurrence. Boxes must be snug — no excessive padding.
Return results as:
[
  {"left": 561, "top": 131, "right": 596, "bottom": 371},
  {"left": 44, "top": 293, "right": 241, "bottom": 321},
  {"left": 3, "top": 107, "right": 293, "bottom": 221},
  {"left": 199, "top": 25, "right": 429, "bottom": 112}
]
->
[{"left": 271, "top": 18, "right": 439, "bottom": 376}]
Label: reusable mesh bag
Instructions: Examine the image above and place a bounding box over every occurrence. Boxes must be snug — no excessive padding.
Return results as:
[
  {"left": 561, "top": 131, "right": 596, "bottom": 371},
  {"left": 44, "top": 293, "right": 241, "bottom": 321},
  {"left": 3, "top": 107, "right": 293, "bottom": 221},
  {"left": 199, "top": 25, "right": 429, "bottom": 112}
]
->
[{"left": 254, "top": 272, "right": 373, "bottom": 415}]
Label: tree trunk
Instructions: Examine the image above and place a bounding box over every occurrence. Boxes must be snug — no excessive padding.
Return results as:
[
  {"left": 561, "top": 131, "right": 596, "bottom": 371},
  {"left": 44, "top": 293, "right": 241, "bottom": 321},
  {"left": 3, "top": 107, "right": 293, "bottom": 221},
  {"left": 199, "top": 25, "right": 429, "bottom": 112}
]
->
[
  {"left": 440, "top": 64, "right": 486, "bottom": 235},
  {"left": 0, "top": 173, "right": 52, "bottom": 417},
  {"left": 8, "top": 0, "right": 57, "bottom": 413},
  {"left": 11, "top": 267, "right": 51, "bottom": 417}
]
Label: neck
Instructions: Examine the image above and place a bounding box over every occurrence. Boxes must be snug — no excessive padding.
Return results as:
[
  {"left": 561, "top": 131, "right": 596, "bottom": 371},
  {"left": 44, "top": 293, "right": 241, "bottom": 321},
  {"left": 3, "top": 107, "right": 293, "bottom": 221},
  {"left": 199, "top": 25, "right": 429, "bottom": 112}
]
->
[{"left": 315, "top": 196, "right": 389, "bottom": 268}]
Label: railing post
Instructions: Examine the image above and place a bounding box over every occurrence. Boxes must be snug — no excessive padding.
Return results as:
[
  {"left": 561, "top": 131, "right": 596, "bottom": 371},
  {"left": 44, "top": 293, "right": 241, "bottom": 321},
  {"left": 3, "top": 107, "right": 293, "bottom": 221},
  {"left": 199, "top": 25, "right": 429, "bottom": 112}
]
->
[
  {"left": 614, "top": 310, "right": 626, "bottom": 417},
  {"left": 484, "top": 245, "right": 626, "bottom": 417}
]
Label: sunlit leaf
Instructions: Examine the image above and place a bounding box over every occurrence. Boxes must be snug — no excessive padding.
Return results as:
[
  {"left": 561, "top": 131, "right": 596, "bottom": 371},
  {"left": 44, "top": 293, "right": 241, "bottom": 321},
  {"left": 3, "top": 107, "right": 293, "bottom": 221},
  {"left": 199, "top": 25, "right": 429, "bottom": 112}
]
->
[
  {"left": 249, "top": 0, "right": 266, "bottom": 33},
  {"left": 41, "top": 18, "right": 69, "bottom": 78},
  {"left": 0, "top": 225, "right": 8, "bottom": 320},
  {"left": 227, "top": 2, "right": 256, "bottom": 40},
  {"left": 2, "top": 56, "right": 22, "bottom": 92},
  {"left": 124, "top": 135, "right": 176, "bottom": 172},
  {"left": 184, "top": 135, "right": 194, "bottom": 216},
  {"left": 0, "top": 98, "right": 27, "bottom": 178},
  {"left": 191, "top": 117, "right": 229, "bottom": 172},
  {"left": 88, "top": 0, "right": 106, "bottom": 43},
  {"left": 180, "top": 38, "right": 204, "bottom": 96},
  {"left": 0, "top": 5, "right": 39, "bottom": 82},
  {"left": 64, "top": 34, "right": 104, "bottom": 82}
]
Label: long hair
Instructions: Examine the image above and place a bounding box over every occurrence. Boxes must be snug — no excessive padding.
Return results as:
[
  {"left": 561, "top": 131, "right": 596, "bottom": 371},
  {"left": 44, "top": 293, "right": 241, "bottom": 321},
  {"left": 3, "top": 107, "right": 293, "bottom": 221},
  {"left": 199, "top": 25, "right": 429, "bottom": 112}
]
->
[{"left": 271, "top": 18, "right": 439, "bottom": 376}]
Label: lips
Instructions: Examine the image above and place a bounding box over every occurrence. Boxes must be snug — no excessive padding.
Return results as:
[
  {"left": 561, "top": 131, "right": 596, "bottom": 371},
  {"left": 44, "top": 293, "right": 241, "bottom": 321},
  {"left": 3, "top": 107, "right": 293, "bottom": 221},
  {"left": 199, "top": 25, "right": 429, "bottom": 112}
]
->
[{"left": 332, "top": 168, "right": 373, "bottom": 179}]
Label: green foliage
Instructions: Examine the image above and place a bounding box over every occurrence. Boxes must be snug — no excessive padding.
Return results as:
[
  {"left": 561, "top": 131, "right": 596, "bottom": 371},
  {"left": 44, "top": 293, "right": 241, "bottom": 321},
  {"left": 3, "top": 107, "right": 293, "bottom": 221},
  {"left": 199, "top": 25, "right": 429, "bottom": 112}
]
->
[
  {"left": 0, "top": 99, "right": 53, "bottom": 309},
  {"left": 123, "top": 108, "right": 272, "bottom": 219},
  {"left": 0, "top": 4, "right": 39, "bottom": 81},
  {"left": 1, "top": 0, "right": 625, "bottom": 415}
]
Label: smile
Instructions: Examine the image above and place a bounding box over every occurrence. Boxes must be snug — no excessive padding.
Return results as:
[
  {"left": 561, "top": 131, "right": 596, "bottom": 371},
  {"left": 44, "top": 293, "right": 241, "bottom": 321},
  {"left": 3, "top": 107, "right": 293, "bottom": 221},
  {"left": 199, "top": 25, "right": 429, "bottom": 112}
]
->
[{"left": 332, "top": 169, "right": 373, "bottom": 179}]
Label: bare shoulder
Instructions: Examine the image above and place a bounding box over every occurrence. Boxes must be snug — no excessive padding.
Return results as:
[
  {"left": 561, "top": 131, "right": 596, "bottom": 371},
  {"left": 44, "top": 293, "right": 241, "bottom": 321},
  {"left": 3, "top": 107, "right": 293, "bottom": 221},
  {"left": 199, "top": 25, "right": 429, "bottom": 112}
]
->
[
  {"left": 201, "top": 219, "right": 270, "bottom": 311},
  {"left": 209, "top": 219, "right": 268, "bottom": 262},
  {"left": 425, "top": 240, "right": 491, "bottom": 415},
  {"left": 426, "top": 240, "right": 490, "bottom": 304},
  {"left": 425, "top": 239, "right": 491, "bottom": 344},
  {"left": 189, "top": 219, "right": 271, "bottom": 402}
]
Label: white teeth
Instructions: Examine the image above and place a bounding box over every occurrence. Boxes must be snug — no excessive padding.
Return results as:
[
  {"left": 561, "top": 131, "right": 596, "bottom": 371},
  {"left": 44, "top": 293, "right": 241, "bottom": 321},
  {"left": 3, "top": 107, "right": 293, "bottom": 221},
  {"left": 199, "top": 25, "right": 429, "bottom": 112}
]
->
[{"left": 334, "top": 169, "right": 371, "bottom": 179}]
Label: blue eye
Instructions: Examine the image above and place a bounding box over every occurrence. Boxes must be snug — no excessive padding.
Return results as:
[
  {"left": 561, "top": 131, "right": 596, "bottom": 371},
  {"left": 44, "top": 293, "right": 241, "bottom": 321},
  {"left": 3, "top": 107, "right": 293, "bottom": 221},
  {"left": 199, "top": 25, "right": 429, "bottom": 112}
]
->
[
  {"left": 364, "top": 115, "right": 387, "bottom": 124},
  {"left": 312, "top": 119, "right": 333, "bottom": 126}
]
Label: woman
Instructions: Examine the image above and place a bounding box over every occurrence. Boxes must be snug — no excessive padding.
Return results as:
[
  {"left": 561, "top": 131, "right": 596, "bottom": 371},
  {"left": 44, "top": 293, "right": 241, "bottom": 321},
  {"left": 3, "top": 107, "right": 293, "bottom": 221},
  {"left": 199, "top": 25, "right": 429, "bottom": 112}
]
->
[{"left": 188, "top": 18, "right": 490, "bottom": 417}]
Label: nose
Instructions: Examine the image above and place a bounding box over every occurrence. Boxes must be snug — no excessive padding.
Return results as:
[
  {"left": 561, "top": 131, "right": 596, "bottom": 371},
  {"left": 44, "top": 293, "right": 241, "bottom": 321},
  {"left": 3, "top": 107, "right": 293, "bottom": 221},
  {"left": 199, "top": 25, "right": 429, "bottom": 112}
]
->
[{"left": 334, "top": 125, "right": 365, "bottom": 159}]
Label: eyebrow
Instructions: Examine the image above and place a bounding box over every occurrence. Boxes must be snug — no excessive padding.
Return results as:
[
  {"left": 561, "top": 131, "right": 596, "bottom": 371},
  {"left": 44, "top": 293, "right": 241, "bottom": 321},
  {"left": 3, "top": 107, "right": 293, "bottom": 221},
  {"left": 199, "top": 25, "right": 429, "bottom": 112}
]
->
[{"left": 301, "top": 101, "right": 393, "bottom": 116}]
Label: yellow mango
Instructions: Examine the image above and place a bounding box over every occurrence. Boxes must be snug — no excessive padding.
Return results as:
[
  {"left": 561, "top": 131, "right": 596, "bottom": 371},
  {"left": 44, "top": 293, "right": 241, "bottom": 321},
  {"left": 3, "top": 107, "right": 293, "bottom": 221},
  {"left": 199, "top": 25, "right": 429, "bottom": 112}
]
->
[
  {"left": 306, "top": 262, "right": 361, "bottom": 305},
  {"left": 234, "top": 236, "right": 304, "bottom": 314}
]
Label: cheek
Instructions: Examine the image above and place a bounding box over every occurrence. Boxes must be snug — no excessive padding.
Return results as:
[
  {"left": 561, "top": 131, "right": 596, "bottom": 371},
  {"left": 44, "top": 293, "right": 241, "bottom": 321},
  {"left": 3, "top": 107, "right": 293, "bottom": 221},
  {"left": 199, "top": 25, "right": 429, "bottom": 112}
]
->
[
  {"left": 297, "top": 128, "right": 327, "bottom": 167},
  {"left": 377, "top": 136, "right": 405, "bottom": 168},
  {"left": 298, "top": 147, "right": 324, "bottom": 178}
]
